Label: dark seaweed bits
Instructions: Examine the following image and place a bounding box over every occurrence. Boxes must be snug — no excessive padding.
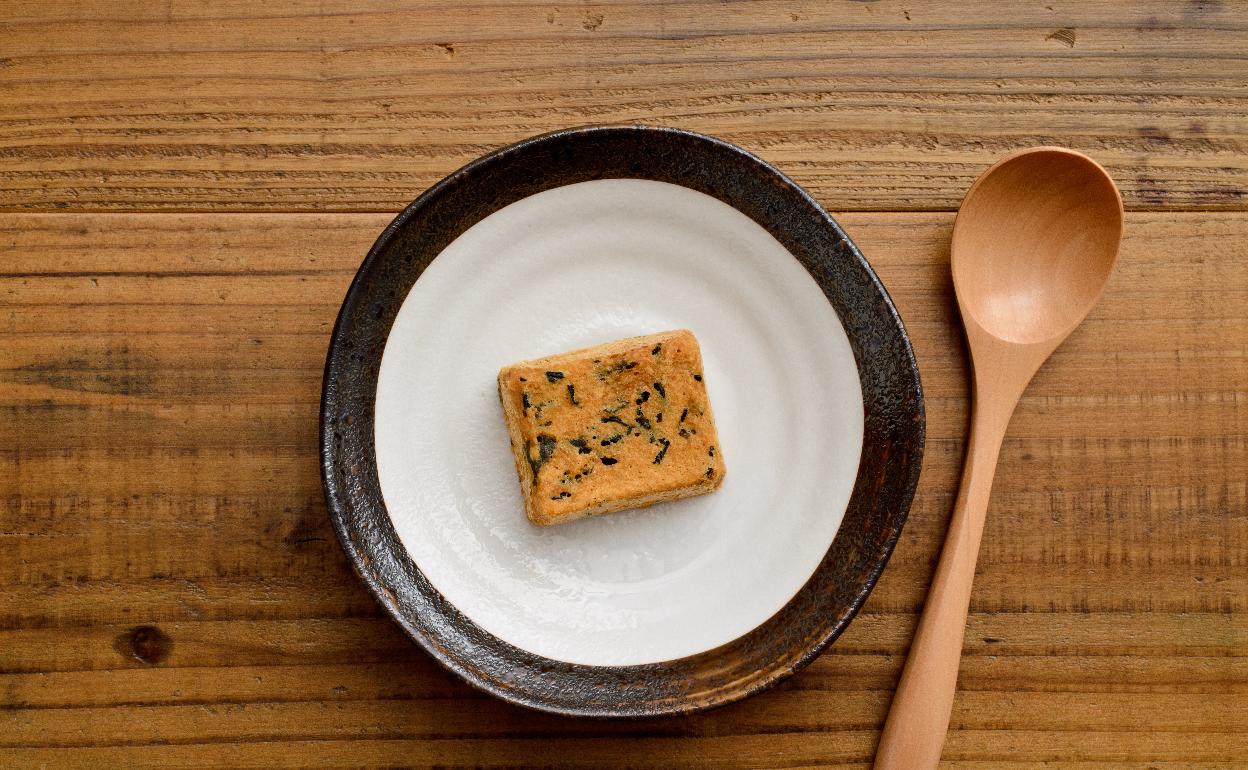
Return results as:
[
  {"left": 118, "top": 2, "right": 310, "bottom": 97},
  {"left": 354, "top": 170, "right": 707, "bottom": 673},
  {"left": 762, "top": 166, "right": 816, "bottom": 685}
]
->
[
  {"left": 656, "top": 412, "right": 663, "bottom": 423},
  {"left": 569, "top": 437, "right": 591, "bottom": 454},
  {"left": 598, "top": 359, "right": 637, "bottom": 379},
  {"left": 601, "top": 457, "right": 618, "bottom": 466},
  {"left": 526, "top": 435, "right": 556, "bottom": 479},
  {"left": 679, "top": 408, "right": 688, "bottom": 423},
  {"left": 693, "top": 373, "right": 702, "bottom": 381},
  {"left": 636, "top": 390, "right": 650, "bottom": 404},
  {"left": 652, "top": 382, "right": 665, "bottom": 399},
  {"left": 567, "top": 384, "right": 579, "bottom": 405},
  {"left": 635, "top": 409, "right": 652, "bottom": 430},
  {"left": 651, "top": 344, "right": 662, "bottom": 354},
  {"left": 536, "top": 434, "right": 557, "bottom": 462},
  {"left": 705, "top": 467, "right": 715, "bottom": 478},
  {"left": 550, "top": 491, "right": 571, "bottom": 500},
  {"left": 545, "top": 371, "right": 564, "bottom": 383},
  {"left": 653, "top": 438, "right": 671, "bottom": 464},
  {"left": 521, "top": 392, "right": 531, "bottom": 411},
  {"left": 709, "top": 446, "right": 716, "bottom": 456},
  {"left": 600, "top": 415, "right": 629, "bottom": 428},
  {"left": 678, "top": 428, "right": 690, "bottom": 438}
]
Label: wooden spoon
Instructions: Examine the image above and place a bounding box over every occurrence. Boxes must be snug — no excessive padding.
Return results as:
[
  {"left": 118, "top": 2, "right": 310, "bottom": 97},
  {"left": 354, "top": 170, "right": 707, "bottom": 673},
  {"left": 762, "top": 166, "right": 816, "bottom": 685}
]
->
[{"left": 873, "top": 147, "right": 1124, "bottom": 770}]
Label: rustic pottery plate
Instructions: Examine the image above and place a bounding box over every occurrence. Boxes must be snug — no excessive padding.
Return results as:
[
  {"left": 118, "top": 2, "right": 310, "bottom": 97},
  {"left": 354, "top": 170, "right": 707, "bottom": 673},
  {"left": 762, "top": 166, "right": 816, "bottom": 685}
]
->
[{"left": 321, "top": 125, "right": 923, "bottom": 717}]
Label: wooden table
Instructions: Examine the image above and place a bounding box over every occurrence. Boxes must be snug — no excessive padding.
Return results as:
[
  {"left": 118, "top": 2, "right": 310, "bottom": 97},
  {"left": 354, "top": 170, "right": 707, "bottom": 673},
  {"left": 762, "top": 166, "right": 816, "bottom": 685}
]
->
[{"left": 2, "top": 2, "right": 1245, "bottom": 767}]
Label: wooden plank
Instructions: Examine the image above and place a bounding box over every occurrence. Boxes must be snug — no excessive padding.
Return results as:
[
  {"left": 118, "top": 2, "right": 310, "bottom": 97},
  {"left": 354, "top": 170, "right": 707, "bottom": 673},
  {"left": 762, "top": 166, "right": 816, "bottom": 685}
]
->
[
  {"left": 0, "top": 2, "right": 1246, "bottom": 212},
  {"left": 0, "top": 730, "right": 1246, "bottom": 770},
  {"left": 4, "top": 690, "right": 1246, "bottom": 748},
  {"left": 1, "top": 612, "right": 1243, "bottom": 674},
  {"left": 3, "top": 651, "right": 1242, "bottom": 714},
  {"left": 1, "top": 209, "right": 1244, "bottom": 766}
]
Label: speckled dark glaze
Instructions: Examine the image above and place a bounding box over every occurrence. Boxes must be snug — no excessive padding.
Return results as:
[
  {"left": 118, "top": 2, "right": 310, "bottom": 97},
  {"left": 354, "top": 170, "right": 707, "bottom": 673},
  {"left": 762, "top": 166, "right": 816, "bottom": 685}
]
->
[{"left": 320, "top": 125, "right": 924, "bottom": 718}]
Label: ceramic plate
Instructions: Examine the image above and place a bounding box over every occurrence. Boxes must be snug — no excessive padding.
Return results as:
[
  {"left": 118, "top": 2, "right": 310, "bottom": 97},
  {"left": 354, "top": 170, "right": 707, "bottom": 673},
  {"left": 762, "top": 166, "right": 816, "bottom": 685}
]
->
[{"left": 321, "top": 126, "right": 923, "bottom": 716}]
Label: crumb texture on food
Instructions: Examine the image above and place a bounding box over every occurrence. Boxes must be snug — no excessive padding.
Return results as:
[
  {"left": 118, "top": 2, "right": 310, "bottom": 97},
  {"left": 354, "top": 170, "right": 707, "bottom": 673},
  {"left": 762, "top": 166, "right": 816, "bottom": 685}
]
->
[{"left": 498, "top": 330, "right": 726, "bottom": 526}]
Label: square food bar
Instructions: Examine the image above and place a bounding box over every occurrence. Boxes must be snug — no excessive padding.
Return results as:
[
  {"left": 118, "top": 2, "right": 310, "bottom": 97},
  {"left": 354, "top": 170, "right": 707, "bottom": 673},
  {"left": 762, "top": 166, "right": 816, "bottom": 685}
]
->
[{"left": 498, "top": 329, "right": 726, "bottom": 526}]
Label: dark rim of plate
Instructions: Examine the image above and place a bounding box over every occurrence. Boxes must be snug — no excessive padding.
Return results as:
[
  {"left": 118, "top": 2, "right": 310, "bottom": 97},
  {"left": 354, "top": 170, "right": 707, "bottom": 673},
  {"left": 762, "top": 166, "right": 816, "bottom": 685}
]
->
[{"left": 320, "top": 125, "right": 925, "bottom": 718}]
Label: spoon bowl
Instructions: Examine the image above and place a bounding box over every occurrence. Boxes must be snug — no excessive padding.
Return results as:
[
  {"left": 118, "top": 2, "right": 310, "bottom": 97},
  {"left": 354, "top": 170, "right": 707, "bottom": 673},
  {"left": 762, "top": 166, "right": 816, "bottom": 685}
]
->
[{"left": 952, "top": 147, "right": 1124, "bottom": 345}]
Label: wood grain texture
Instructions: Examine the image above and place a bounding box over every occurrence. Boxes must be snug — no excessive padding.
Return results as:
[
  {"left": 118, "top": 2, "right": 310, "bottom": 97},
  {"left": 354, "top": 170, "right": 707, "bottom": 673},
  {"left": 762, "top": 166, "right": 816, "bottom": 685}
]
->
[
  {"left": 2, "top": 1, "right": 1246, "bottom": 765},
  {"left": 1, "top": 211, "right": 1244, "bottom": 767},
  {"left": 1, "top": 0, "right": 1247, "bottom": 212}
]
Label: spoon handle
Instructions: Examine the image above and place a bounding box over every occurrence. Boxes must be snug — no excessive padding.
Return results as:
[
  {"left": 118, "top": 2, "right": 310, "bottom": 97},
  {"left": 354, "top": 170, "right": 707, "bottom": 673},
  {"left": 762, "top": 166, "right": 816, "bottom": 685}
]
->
[{"left": 873, "top": 397, "right": 1013, "bottom": 770}]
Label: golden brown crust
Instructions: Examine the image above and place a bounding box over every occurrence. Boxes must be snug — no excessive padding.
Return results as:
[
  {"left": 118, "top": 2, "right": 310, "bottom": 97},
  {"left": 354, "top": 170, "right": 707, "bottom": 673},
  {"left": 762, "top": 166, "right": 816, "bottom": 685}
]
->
[{"left": 498, "top": 330, "right": 726, "bottom": 526}]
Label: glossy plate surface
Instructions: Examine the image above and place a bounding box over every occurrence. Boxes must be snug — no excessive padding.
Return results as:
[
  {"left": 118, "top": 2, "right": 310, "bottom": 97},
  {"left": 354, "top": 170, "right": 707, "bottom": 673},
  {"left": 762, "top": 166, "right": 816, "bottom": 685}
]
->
[{"left": 375, "top": 178, "right": 863, "bottom": 666}]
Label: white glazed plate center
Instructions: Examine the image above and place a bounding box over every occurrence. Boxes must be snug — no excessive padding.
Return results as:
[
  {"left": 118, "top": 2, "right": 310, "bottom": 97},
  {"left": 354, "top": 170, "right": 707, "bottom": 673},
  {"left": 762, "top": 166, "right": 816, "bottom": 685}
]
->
[{"left": 375, "top": 179, "right": 864, "bottom": 666}]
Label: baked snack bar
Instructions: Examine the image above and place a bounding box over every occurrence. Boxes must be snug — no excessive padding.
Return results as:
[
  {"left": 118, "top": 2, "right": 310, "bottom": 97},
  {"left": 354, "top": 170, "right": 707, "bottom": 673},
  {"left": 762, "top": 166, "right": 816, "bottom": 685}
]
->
[{"left": 498, "top": 330, "right": 726, "bottom": 526}]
